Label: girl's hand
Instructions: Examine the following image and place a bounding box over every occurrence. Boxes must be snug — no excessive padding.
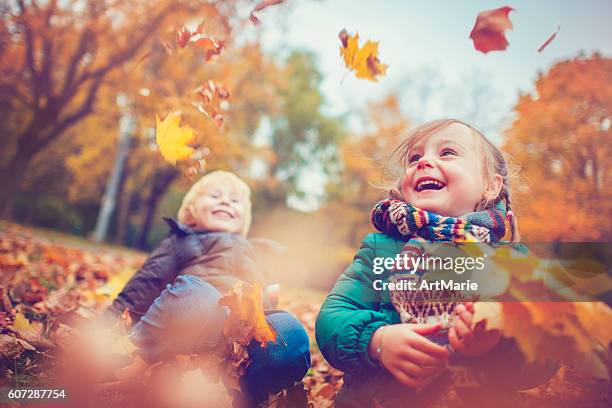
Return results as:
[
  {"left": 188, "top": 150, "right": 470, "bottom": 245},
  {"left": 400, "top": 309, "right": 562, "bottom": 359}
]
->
[
  {"left": 369, "top": 323, "right": 450, "bottom": 388},
  {"left": 449, "top": 302, "right": 501, "bottom": 357}
]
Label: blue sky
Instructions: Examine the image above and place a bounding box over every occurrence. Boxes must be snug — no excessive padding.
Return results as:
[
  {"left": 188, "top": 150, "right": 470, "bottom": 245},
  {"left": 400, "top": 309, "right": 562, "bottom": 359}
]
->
[
  {"left": 252, "top": 0, "right": 611, "bottom": 137},
  {"left": 243, "top": 0, "right": 612, "bottom": 208}
]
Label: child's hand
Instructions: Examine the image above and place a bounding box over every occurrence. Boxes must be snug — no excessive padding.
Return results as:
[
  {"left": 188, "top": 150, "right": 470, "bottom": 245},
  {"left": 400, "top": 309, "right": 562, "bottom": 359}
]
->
[
  {"left": 449, "top": 303, "right": 501, "bottom": 357},
  {"left": 369, "top": 323, "right": 450, "bottom": 388}
]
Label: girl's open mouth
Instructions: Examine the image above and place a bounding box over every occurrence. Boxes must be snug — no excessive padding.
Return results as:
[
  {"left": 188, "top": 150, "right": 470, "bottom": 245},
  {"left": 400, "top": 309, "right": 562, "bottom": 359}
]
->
[{"left": 414, "top": 177, "right": 447, "bottom": 192}]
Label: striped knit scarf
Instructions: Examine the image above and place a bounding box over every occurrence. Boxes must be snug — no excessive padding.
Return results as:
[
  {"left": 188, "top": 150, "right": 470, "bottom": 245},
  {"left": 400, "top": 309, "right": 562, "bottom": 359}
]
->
[
  {"left": 370, "top": 198, "right": 508, "bottom": 330},
  {"left": 371, "top": 198, "right": 507, "bottom": 244}
]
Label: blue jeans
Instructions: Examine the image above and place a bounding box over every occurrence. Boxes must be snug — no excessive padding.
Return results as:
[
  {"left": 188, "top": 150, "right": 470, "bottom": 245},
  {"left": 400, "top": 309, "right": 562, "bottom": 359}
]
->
[{"left": 130, "top": 275, "right": 311, "bottom": 404}]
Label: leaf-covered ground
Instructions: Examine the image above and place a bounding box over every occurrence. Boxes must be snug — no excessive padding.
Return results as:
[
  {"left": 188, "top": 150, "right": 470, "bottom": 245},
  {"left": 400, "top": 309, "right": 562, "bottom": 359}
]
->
[{"left": 0, "top": 222, "right": 609, "bottom": 407}]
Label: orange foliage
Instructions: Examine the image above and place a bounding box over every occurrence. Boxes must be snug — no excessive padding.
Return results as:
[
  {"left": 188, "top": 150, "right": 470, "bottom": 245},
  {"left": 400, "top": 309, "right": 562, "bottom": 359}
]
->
[
  {"left": 218, "top": 281, "right": 277, "bottom": 347},
  {"left": 503, "top": 54, "right": 612, "bottom": 241}
]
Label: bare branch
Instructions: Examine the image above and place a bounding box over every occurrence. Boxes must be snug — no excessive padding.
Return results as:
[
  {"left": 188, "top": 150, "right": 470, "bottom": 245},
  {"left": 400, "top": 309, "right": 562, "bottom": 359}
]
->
[
  {"left": 86, "top": 3, "right": 178, "bottom": 80},
  {"left": 58, "top": 28, "right": 93, "bottom": 102},
  {"left": 16, "top": 0, "right": 40, "bottom": 109},
  {"left": 38, "top": 76, "right": 104, "bottom": 149},
  {"left": 39, "top": 0, "right": 59, "bottom": 98}
]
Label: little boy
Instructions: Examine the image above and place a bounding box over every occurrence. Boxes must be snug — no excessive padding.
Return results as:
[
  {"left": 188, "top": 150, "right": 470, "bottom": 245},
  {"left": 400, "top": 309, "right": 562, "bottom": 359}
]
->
[{"left": 105, "top": 171, "right": 310, "bottom": 405}]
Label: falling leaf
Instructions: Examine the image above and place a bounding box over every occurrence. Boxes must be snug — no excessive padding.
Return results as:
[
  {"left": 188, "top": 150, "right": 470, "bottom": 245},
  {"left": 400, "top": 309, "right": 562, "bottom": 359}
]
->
[
  {"left": 155, "top": 111, "right": 196, "bottom": 165},
  {"left": 338, "top": 29, "right": 388, "bottom": 82},
  {"left": 537, "top": 25, "right": 560, "bottom": 53},
  {"left": 212, "top": 109, "right": 224, "bottom": 128},
  {"left": 194, "top": 37, "right": 225, "bottom": 63},
  {"left": 184, "top": 159, "right": 206, "bottom": 181},
  {"left": 218, "top": 281, "right": 277, "bottom": 347},
  {"left": 215, "top": 86, "right": 229, "bottom": 99},
  {"left": 469, "top": 6, "right": 514, "bottom": 54},
  {"left": 176, "top": 25, "right": 193, "bottom": 48},
  {"left": 193, "top": 81, "right": 229, "bottom": 126},
  {"left": 249, "top": 0, "right": 285, "bottom": 25},
  {"left": 192, "top": 101, "right": 209, "bottom": 117}
]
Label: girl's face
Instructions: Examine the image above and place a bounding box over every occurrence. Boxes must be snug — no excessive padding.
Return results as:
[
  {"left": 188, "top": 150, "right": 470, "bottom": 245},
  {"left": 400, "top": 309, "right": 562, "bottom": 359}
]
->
[
  {"left": 190, "top": 183, "right": 246, "bottom": 234},
  {"left": 400, "top": 123, "right": 500, "bottom": 217}
]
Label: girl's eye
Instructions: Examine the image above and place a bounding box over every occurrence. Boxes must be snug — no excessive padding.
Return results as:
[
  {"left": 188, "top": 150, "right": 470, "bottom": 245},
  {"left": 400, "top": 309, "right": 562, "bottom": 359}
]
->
[
  {"left": 440, "top": 148, "right": 457, "bottom": 157},
  {"left": 408, "top": 153, "right": 422, "bottom": 163}
]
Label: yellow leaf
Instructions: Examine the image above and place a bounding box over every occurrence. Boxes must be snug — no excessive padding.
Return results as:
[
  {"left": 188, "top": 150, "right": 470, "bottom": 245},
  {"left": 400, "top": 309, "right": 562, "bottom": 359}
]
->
[
  {"left": 11, "top": 312, "right": 33, "bottom": 333},
  {"left": 155, "top": 111, "right": 196, "bottom": 165},
  {"left": 339, "top": 29, "right": 388, "bottom": 82},
  {"left": 218, "top": 282, "right": 277, "bottom": 347},
  {"left": 95, "top": 270, "right": 132, "bottom": 300}
]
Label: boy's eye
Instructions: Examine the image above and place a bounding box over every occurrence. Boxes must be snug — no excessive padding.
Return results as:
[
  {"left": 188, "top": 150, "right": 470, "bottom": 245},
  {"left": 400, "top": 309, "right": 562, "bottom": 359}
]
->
[
  {"left": 408, "top": 153, "right": 422, "bottom": 163},
  {"left": 440, "top": 148, "right": 457, "bottom": 157},
  {"left": 231, "top": 198, "right": 241, "bottom": 204}
]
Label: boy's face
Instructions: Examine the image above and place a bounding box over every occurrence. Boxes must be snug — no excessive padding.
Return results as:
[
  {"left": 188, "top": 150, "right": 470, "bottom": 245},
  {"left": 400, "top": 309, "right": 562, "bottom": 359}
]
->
[
  {"left": 400, "top": 123, "right": 495, "bottom": 217},
  {"left": 190, "top": 183, "right": 246, "bottom": 234}
]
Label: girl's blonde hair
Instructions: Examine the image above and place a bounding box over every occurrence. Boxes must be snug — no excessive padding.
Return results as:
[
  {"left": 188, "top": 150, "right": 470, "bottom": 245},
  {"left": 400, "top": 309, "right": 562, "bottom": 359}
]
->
[
  {"left": 385, "top": 118, "right": 521, "bottom": 242},
  {"left": 177, "top": 171, "right": 252, "bottom": 237}
]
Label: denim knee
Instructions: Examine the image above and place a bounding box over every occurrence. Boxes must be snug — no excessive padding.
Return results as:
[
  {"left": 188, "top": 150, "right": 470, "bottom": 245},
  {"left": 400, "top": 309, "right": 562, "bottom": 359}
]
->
[
  {"left": 130, "top": 275, "right": 227, "bottom": 362},
  {"left": 241, "top": 311, "right": 311, "bottom": 403}
]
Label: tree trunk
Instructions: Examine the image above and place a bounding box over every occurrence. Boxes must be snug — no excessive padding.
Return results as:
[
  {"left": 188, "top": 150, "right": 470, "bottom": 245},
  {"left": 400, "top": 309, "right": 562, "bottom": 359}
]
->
[
  {"left": 92, "top": 105, "right": 135, "bottom": 243},
  {"left": 0, "top": 148, "right": 34, "bottom": 218},
  {"left": 113, "top": 164, "right": 129, "bottom": 245},
  {"left": 135, "top": 169, "right": 178, "bottom": 249},
  {"left": 115, "top": 189, "right": 137, "bottom": 246}
]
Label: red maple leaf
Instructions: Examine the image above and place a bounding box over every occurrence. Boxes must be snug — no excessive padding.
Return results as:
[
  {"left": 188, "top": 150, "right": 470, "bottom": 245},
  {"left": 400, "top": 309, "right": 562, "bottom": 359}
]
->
[
  {"left": 176, "top": 25, "right": 192, "bottom": 49},
  {"left": 469, "top": 6, "right": 514, "bottom": 54}
]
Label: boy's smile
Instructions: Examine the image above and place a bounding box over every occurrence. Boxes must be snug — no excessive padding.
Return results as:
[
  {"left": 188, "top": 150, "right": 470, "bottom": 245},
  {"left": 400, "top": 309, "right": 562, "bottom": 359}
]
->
[{"left": 190, "top": 185, "right": 245, "bottom": 233}]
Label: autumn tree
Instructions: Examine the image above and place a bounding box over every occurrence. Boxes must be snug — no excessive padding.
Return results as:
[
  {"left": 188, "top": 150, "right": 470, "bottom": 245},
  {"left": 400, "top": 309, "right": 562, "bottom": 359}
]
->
[
  {"left": 0, "top": 0, "right": 245, "bottom": 216},
  {"left": 323, "top": 94, "right": 409, "bottom": 251},
  {"left": 503, "top": 53, "right": 611, "bottom": 241},
  {"left": 261, "top": 51, "right": 346, "bottom": 205}
]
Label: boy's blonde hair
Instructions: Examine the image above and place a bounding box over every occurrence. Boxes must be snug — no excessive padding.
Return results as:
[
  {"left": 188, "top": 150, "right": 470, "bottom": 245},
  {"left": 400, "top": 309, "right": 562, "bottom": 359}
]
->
[
  {"left": 177, "top": 171, "right": 252, "bottom": 237},
  {"left": 385, "top": 118, "right": 521, "bottom": 242}
]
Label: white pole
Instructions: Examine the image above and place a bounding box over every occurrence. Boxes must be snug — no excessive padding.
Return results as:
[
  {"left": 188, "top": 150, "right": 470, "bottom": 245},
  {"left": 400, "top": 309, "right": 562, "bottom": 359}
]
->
[{"left": 92, "top": 93, "right": 136, "bottom": 243}]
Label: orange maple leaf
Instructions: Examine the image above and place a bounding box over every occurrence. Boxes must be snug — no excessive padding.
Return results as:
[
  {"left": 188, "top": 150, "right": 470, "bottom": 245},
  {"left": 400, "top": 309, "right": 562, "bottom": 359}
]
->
[
  {"left": 194, "top": 37, "right": 225, "bottom": 63},
  {"left": 339, "top": 29, "right": 388, "bottom": 82},
  {"left": 218, "top": 281, "right": 277, "bottom": 347}
]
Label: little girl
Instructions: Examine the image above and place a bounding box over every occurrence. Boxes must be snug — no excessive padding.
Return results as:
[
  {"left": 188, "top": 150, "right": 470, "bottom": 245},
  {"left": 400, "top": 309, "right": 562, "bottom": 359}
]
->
[
  {"left": 104, "top": 171, "right": 310, "bottom": 406},
  {"left": 315, "top": 119, "right": 557, "bottom": 407}
]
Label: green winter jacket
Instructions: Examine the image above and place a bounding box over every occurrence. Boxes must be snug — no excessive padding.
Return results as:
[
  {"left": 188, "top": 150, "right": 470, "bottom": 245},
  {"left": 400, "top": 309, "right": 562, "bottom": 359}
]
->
[
  {"left": 315, "top": 233, "right": 555, "bottom": 393},
  {"left": 315, "top": 233, "right": 403, "bottom": 386}
]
